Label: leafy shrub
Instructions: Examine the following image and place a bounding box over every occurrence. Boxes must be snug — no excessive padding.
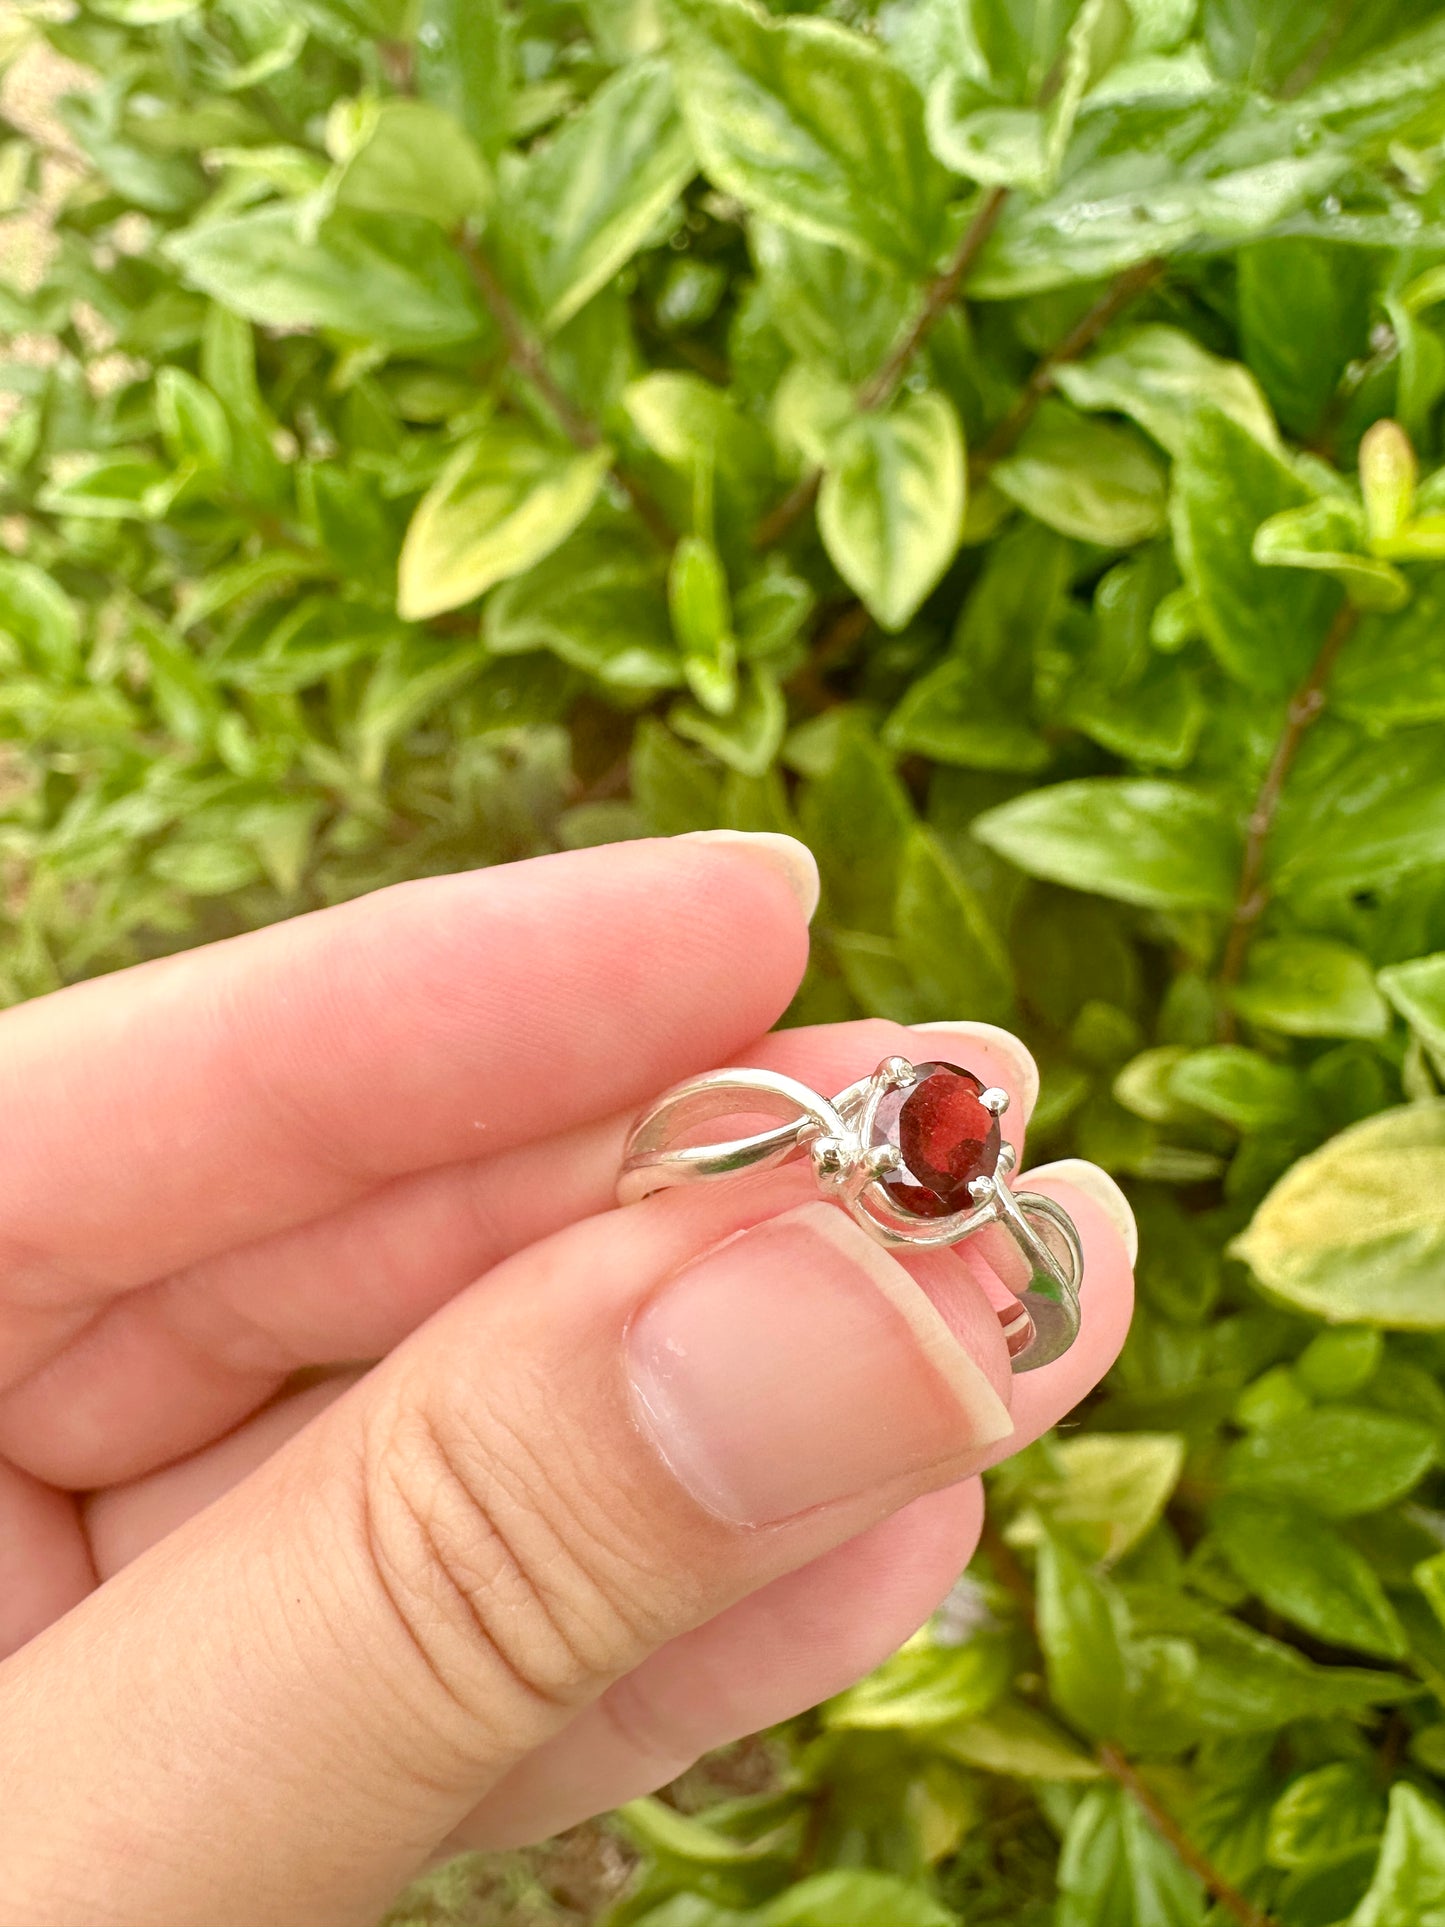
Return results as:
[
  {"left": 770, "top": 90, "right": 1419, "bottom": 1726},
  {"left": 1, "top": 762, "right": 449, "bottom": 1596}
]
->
[{"left": 8, "top": 0, "right": 1445, "bottom": 1918}]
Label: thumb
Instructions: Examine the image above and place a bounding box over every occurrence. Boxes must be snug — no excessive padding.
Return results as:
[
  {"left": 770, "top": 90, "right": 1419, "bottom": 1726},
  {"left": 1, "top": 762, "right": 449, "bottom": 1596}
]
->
[{"left": 0, "top": 1187, "right": 1014, "bottom": 1927}]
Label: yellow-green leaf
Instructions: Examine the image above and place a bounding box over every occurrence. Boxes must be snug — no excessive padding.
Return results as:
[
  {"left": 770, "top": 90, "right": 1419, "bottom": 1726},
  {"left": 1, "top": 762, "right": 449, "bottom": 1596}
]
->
[
  {"left": 1233, "top": 1101, "right": 1445, "bottom": 1327},
  {"left": 397, "top": 428, "right": 611, "bottom": 621}
]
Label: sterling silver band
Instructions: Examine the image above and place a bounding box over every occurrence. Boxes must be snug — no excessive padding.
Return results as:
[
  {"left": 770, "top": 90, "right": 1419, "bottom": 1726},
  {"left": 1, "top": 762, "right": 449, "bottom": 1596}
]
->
[{"left": 618, "top": 1056, "right": 1082, "bottom": 1371}]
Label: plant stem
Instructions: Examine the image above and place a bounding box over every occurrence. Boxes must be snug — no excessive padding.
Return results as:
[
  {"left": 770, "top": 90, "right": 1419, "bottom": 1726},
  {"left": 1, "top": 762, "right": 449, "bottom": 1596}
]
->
[
  {"left": 970, "top": 255, "right": 1167, "bottom": 476},
  {"left": 753, "top": 186, "right": 1011, "bottom": 552},
  {"left": 752, "top": 469, "right": 823, "bottom": 556},
  {"left": 977, "top": 1515, "right": 1038, "bottom": 1633},
  {"left": 1279, "top": 0, "right": 1351, "bottom": 98},
  {"left": 767, "top": 250, "right": 1164, "bottom": 707},
  {"left": 1215, "top": 600, "right": 1359, "bottom": 1026},
  {"left": 455, "top": 231, "right": 674, "bottom": 548},
  {"left": 979, "top": 1534, "right": 1276, "bottom": 1922},
  {"left": 857, "top": 185, "right": 1012, "bottom": 411},
  {"left": 1097, "top": 1746, "right": 1279, "bottom": 1927}
]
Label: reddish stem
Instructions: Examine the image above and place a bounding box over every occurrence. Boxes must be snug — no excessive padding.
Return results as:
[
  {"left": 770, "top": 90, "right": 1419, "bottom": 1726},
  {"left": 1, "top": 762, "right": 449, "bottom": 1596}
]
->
[{"left": 1215, "top": 601, "right": 1359, "bottom": 1031}]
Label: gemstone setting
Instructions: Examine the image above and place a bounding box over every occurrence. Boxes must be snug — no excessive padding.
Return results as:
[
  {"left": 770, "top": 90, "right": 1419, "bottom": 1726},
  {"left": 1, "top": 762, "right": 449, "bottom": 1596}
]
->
[{"left": 869, "top": 1060, "right": 1002, "bottom": 1219}]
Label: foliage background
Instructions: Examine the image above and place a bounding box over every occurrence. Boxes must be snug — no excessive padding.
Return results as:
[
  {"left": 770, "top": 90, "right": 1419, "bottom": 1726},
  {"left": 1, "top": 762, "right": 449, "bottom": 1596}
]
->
[{"left": 8, "top": 0, "right": 1445, "bottom": 1919}]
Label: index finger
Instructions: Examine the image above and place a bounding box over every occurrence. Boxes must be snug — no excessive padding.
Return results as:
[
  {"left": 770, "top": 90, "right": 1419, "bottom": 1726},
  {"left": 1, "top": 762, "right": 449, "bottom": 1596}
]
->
[{"left": 0, "top": 834, "right": 814, "bottom": 1307}]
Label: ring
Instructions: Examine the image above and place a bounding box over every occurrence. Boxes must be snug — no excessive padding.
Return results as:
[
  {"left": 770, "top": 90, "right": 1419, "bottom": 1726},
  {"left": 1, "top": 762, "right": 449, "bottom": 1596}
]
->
[{"left": 618, "top": 1055, "right": 1082, "bottom": 1372}]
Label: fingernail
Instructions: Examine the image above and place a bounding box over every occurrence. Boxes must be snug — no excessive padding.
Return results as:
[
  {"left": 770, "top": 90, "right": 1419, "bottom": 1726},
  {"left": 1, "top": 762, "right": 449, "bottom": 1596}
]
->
[
  {"left": 676, "top": 830, "right": 820, "bottom": 923},
  {"left": 913, "top": 1021, "right": 1040, "bottom": 1116},
  {"left": 628, "top": 1202, "right": 1012, "bottom": 1528},
  {"left": 1023, "top": 1158, "right": 1138, "bottom": 1265}
]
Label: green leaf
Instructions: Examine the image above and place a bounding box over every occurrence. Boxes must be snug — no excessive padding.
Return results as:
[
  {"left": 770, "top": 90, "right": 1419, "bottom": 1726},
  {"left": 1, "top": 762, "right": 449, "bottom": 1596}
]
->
[
  {"left": 1231, "top": 936, "right": 1391, "bottom": 1040},
  {"left": 764, "top": 1871, "right": 954, "bottom": 1927},
  {"left": 1168, "top": 1045, "right": 1305, "bottom": 1131},
  {"left": 972, "top": 778, "right": 1239, "bottom": 912},
  {"left": 884, "top": 519, "right": 1067, "bottom": 772},
  {"left": 1269, "top": 726, "right": 1445, "bottom": 898},
  {"left": 973, "top": 92, "right": 1347, "bottom": 299},
  {"left": 415, "top": 0, "right": 512, "bottom": 159},
  {"left": 486, "top": 518, "right": 680, "bottom": 691},
  {"left": 1267, "top": 1762, "right": 1384, "bottom": 1872},
  {"left": 37, "top": 455, "right": 173, "bottom": 521},
  {"left": 826, "top": 1631, "right": 1009, "bottom": 1732},
  {"left": 630, "top": 718, "right": 721, "bottom": 833},
  {"left": 0, "top": 559, "right": 80, "bottom": 672},
  {"left": 927, "top": 0, "right": 1127, "bottom": 194},
  {"left": 1057, "top": 1784, "right": 1206, "bottom": 1927},
  {"left": 1237, "top": 238, "right": 1373, "bottom": 441},
  {"left": 510, "top": 62, "right": 695, "bottom": 332},
  {"left": 939, "top": 1698, "right": 1103, "bottom": 1781},
  {"left": 893, "top": 826, "right": 1012, "bottom": 1023},
  {"left": 1333, "top": 575, "right": 1445, "bottom": 729},
  {"left": 1053, "top": 324, "right": 1279, "bottom": 460},
  {"left": 751, "top": 223, "right": 913, "bottom": 383},
  {"left": 669, "top": 534, "right": 738, "bottom": 714},
  {"left": 1212, "top": 1494, "right": 1407, "bottom": 1659},
  {"left": 1226, "top": 1407, "right": 1437, "bottom": 1518},
  {"left": 1009, "top": 1433, "right": 1185, "bottom": 1564},
  {"left": 327, "top": 98, "right": 491, "bottom": 228},
  {"left": 735, "top": 568, "right": 812, "bottom": 662},
  {"left": 397, "top": 427, "right": 611, "bottom": 620},
  {"left": 1253, "top": 499, "right": 1409, "bottom": 613},
  {"left": 800, "top": 724, "right": 913, "bottom": 934},
  {"left": 818, "top": 391, "right": 966, "bottom": 632},
  {"left": 1125, "top": 1586, "right": 1413, "bottom": 1733},
  {"left": 1360, "top": 420, "right": 1418, "bottom": 548},
  {"left": 1297, "top": 1325, "right": 1383, "bottom": 1399},
  {"left": 165, "top": 206, "right": 487, "bottom": 349},
  {"left": 1379, "top": 954, "right": 1445, "bottom": 1077},
  {"left": 1298, "top": 12, "right": 1445, "bottom": 149},
  {"left": 991, "top": 400, "right": 1167, "bottom": 547},
  {"left": 667, "top": 0, "right": 950, "bottom": 274},
  {"left": 1172, "top": 407, "right": 1341, "bottom": 692},
  {"left": 1234, "top": 1102, "right": 1445, "bottom": 1328},
  {"left": 771, "top": 360, "right": 857, "bottom": 472},
  {"left": 626, "top": 370, "right": 774, "bottom": 519},
  {"left": 154, "top": 367, "right": 232, "bottom": 469},
  {"left": 1036, "top": 1536, "right": 1131, "bottom": 1742},
  {"left": 352, "top": 634, "right": 488, "bottom": 781},
  {"left": 1055, "top": 551, "right": 1217, "bottom": 766},
  {"left": 621, "top": 1797, "right": 789, "bottom": 1867},
  {"left": 1352, "top": 1784, "right": 1445, "bottom": 1927},
  {"left": 672, "top": 668, "right": 785, "bottom": 777}
]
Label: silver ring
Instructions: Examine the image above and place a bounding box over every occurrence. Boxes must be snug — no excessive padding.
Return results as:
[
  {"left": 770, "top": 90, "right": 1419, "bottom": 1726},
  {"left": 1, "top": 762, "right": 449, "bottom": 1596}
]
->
[{"left": 617, "top": 1055, "right": 1082, "bottom": 1372}]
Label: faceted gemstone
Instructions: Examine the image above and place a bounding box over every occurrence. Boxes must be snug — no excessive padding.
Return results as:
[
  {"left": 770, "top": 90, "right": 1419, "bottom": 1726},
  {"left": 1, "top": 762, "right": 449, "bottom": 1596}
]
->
[{"left": 870, "top": 1060, "right": 1001, "bottom": 1218}]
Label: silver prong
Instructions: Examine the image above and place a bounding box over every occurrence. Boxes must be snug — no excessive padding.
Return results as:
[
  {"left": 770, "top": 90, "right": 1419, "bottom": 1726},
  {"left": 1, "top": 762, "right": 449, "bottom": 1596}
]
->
[
  {"left": 865, "top": 1142, "right": 902, "bottom": 1180},
  {"left": 996, "top": 1141, "right": 1017, "bottom": 1176},
  {"left": 875, "top": 1054, "right": 918, "bottom": 1090},
  {"left": 968, "top": 1174, "right": 996, "bottom": 1204},
  {"left": 809, "top": 1136, "right": 850, "bottom": 1185},
  {"left": 981, "top": 1086, "right": 1010, "bottom": 1117}
]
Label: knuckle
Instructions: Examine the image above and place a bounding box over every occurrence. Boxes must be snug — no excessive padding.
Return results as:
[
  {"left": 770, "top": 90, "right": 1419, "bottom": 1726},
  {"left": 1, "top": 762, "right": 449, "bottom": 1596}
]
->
[{"left": 356, "top": 1374, "right": 661, "bottom": 1752}]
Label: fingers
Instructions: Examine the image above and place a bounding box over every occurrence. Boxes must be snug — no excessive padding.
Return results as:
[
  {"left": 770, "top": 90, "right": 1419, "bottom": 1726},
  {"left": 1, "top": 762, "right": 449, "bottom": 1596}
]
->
[
  {"left": 82, "top": 1156, "right": 1131, "bottom": 1588},
  {"left": 2, "top": 1018, "right": 1036, "bottom": 1487},
  {"left": 0, "top": 834, "right": 813, "bottom": 1333},
  {"left": 446, "top": 1481, "right": 987, "bottom": 1851},
  {"left": 443, "top": 1162, "right": 1136, "bottom": 1851},
  {"left": 0, "top": 1461, "right": 93, "bottom": 1656},
  {"left": 0, "top": 1177, "right": 1018, "bottom": 1925},
  {"left": 76, "top": 1155, "right": 1133, "bottom": 1864}
]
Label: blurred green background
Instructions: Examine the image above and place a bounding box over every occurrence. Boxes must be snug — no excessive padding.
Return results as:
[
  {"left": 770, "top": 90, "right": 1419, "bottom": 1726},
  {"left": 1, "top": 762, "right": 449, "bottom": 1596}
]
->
[{"left": 8, "top": 0, "right": 1445, "bottom": 1919}]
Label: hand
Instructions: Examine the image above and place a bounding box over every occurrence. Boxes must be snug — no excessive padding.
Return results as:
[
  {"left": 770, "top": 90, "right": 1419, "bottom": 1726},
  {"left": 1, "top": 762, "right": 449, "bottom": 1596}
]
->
[{"left": 0, "top": 833, "right": 1134, "bottom": 1926}]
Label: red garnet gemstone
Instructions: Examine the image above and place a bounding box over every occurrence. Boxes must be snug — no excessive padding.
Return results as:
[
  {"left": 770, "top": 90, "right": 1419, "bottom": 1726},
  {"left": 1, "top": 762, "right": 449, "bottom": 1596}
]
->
[{"left": 870, "top": 1061, "right": 1001, "bottom": 1218}]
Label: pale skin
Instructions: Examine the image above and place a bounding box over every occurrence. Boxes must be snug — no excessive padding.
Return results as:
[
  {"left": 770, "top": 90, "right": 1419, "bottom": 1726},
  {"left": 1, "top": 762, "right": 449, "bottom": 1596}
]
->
[{"left": 0, "top": 832, "right": 1135, "bottom": 1925}]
